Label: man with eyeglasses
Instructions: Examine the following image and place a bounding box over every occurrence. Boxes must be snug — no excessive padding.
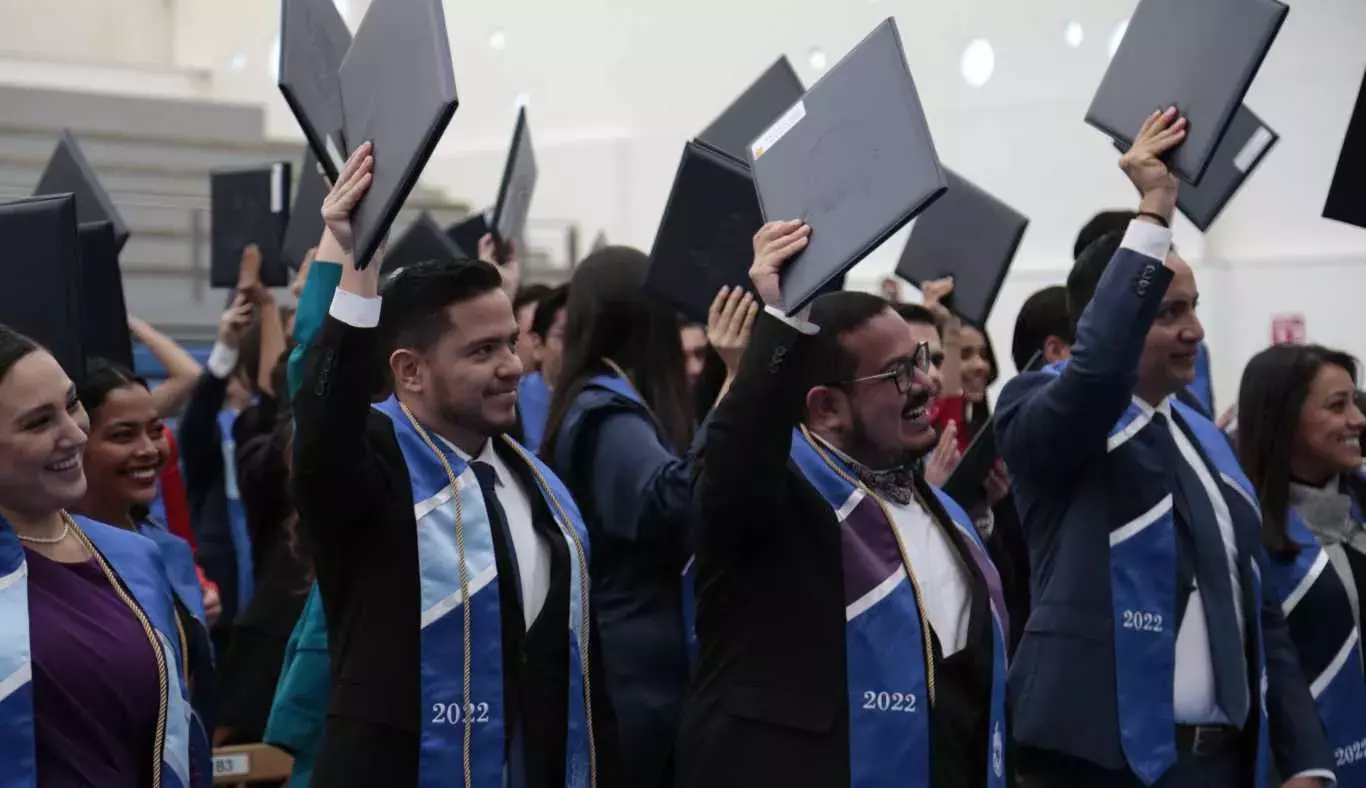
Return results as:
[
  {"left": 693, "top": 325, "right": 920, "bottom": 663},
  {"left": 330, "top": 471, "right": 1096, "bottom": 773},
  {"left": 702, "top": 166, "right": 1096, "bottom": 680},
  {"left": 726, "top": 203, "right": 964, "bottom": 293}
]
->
[{"left": 677, "top": 221, "right": 1009, "bottom": 788}]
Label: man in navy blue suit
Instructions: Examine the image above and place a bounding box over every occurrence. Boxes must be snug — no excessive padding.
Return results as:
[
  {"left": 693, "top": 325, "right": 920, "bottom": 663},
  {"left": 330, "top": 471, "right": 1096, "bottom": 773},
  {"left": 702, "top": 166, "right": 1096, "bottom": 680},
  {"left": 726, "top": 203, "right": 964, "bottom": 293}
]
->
[{"left": 997, "top": 108, "right": 1334, "bottom": 788}]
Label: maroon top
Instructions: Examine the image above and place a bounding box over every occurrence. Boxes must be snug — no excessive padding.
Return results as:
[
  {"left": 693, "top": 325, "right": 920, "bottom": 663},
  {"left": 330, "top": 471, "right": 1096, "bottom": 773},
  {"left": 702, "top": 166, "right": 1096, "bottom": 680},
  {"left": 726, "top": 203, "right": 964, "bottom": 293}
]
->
[{"left": 25, "top": 547, "right": 161, "bottom": 787}]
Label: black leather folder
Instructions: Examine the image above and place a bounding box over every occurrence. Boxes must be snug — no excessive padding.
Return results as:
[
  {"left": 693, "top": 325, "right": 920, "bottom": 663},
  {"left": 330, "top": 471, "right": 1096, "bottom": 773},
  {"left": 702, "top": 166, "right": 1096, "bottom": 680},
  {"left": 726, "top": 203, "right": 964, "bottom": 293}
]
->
[
  {"left": 895, "top": 168, "right": 1027, "bottom": 328},
  {"left": 1324, "top": 67, "right": 1366, "bottom": 230},
  {"left": 338, "top": 0, "right": 458, "bottom": 270},
  {"left": 0, "top": 195, "right": 85, "bottom": 384},
  {"left": 382, "top": 212, "right": 464, "bottom": 275},
  {"left": 278, "top": 0, "right": 353, "bottom": 180},
  {"left": 1085, "top": 0, "right": 1287, "bottom": 186},
  {"left": 698, "top": 56, "right": 805, "bottom": 165},
  {"left": 491, "top": 108, "right": 538, "bottom": 257},
  {"left": 645, "top": 140, "right": 765, "bottom": 322},
  {"left": 78, "top": 221, "right": 133, "bottom": 370},
  {"left": 210, "top": 164, "right": 293, "bottom": 288},
  {"left": 1114, "top": 105, "right": 1278, "bottom": 231},
  {"left": 33, "top": 130, "right": 130, "bottom": 253},
  {"left": 749, "top": 18, "right": 947, "bottom": 314}
]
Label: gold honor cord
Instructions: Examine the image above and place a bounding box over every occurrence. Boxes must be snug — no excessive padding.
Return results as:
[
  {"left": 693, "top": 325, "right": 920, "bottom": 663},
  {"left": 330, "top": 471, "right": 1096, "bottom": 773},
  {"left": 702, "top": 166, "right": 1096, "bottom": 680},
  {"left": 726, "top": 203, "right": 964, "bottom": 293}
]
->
[
  {"left": 69, "top": 513, "right": 171, "bottom": 785},
  {"left": 798, "top": 426, "right": 938, "bottom": 707},
  {"left": 400, "top": 403, "right": 474, "bottom": 787}
]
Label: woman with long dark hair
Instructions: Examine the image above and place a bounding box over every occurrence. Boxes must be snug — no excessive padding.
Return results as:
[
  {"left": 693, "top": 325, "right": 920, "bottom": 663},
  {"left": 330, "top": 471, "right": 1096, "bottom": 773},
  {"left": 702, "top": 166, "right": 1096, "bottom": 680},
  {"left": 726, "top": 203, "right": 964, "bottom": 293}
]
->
[
  {"left": 0, "top": 325, "right": 202, "bottom": 786},
  {"left": 1238, "top": 343, "right": 1366, "bottom": 785},
  {"left": 71, "top": 358, "right": 217, "bottom": 756},
  {"left": 540, "top": 246, "right": 754, "bottom": 787}
]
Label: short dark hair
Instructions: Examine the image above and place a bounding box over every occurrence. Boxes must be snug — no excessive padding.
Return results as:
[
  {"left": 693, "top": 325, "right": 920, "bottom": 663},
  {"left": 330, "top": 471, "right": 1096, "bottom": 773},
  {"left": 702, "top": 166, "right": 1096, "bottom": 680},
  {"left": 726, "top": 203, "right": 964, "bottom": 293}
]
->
[
  {"left": 513, "top": 283, "right": 552, "bottom": 314},
  {"left": 530, "top": 285, "right": 569, "bottom": 340},
  {"left": 0, "top": 324, "right": 41, "bottom": 386},
  {"left": 804, "top": 291, "right": 892, "bottom": 391},
  {"left": 893, "top": 302, "right": 937, "bottom": 328},
  {"left": 1073, "top": 210, "right": 1136, "bottom": 260},
  {"left": 1066, "top": 228, "right": 1127, "bottom": 328},
  {"left": 78, "top": 357, "right": 149, "bottom": 415},
  {"left": 1012, "top": 285, "right": 1074, "bottom": 371},
  {"left": 378, "top": 258, "right": 505, "bottom": 359}
]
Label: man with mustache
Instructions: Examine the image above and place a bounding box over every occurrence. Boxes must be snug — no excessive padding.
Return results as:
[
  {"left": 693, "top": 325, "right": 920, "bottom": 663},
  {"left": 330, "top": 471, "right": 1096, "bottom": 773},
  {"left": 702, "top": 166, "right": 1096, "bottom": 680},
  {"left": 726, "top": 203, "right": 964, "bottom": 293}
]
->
[{"left": 677, "top": 221, "right": 1009, "bottom": 788}]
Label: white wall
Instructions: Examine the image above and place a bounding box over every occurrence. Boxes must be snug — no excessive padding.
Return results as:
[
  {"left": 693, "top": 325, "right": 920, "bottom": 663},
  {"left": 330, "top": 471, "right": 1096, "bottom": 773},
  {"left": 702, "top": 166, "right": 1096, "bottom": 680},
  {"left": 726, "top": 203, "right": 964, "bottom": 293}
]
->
[
  {"left": 0, "top": 0, "right": 1361, "bottom": 405},
  {"left": 0, "top": 0, "right": 174, "bottom": 66}
]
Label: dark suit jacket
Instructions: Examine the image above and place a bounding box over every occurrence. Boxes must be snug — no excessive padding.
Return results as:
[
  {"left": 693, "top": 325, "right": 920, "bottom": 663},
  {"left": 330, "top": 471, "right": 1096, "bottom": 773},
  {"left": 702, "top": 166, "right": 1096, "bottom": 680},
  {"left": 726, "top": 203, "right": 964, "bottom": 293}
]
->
[
  {"left": 994, "top": 238, "right": 1332, "bottom": 777},
  {"left": 291, "top": 314, "right": 618, "bottom": 787},
  {"left": 178, "top": 371, "right": 240, "bottom": 631},
  {"left": 679, "top": 312, "right": 995, "bottom": 788}
]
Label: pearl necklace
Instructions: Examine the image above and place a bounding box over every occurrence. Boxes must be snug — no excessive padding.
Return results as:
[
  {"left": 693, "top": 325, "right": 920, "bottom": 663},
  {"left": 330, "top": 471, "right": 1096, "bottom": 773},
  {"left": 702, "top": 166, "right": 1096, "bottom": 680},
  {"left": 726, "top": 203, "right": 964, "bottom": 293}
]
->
[{"left": 14, "top": 513, "right": 71, "bottom": 545}]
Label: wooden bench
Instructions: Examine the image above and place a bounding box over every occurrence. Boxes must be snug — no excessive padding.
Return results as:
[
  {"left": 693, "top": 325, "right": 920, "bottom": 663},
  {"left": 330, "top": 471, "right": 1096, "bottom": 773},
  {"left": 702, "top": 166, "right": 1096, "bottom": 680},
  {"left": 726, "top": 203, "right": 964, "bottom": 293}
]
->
[{"left": 211, "top": 743, "right": 293, "bottom": 786}]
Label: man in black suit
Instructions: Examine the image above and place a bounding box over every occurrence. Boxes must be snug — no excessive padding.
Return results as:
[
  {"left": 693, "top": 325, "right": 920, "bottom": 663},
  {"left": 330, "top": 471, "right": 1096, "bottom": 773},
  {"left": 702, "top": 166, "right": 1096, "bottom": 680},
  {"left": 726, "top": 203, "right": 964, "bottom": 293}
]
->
[
  {"left": 678, "top": 222, "right": 1009, "bottom": 788},
  {"left": 291, "top": 145, "right": 615, "bottom": 787}
]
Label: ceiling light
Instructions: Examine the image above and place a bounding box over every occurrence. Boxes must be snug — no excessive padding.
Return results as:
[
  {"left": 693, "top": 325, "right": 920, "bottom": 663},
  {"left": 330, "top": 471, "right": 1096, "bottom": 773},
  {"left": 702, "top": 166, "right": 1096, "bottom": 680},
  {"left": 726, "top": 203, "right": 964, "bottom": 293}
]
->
[
  {"left": 229, "top": 54, "right": 248, "bottom": 72},
  {"left": 960, "top": 39, "right": 995, "bottom": 88},
  {"left": 1109, "top": 19, "right": 1129, "bottom": 59},
  {"left": 489, "top": 29, "right": 506, "bottom": 51},
  {"left": 514, "top": 93, "right": 530, "bottom": 109},
  {"left": 1065, "top": 22, "right": 1084, "bottom": 48},
  {"left": 808, "top": 48, "right": 827, "bottom": 72}
]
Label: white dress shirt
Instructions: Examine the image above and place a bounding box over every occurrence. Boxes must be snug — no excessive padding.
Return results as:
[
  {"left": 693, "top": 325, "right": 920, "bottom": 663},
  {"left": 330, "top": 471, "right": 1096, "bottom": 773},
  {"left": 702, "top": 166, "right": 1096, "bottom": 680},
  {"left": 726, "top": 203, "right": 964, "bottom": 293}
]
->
[
  {"left": 1129, "top": 396, "right": 1246, "bottom": 725},
  {"left": 444, "top": 435, "right": 552, "bottom": 630},
  {"left": 884, "top": 496, "right": 973, "bottom": 656},
  {"left": 328, "top": 288, "right": 553, "bottom": 630},
  {"left": 1133, "top": 382, "right": 1333, "bottom": 785}
]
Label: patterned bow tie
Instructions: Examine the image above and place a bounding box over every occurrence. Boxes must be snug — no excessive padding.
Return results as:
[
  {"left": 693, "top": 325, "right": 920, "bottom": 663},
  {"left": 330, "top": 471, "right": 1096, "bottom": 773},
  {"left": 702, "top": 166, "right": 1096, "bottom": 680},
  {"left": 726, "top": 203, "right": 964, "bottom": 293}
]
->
[{"left": 813, "top": 434, "right": 918, "bottom": 505}]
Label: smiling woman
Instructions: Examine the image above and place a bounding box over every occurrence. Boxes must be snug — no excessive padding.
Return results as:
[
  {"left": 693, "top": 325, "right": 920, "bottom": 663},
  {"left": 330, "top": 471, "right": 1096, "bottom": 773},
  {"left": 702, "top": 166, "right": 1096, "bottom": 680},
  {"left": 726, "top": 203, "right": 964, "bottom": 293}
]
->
[
  {"left": 72, "top": 357, "right": 219, "bottom": 767},
  {"left": 0, "top": 325, "right": 205, "bottom": 787}
]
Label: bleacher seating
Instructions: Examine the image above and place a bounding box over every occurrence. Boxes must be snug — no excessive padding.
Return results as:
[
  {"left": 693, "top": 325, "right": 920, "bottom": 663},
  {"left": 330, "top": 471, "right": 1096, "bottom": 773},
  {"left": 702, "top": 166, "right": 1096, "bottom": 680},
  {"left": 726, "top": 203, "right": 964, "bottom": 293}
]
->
[{"left": 0, "top": 83, "right": 474, "bottom": 336}]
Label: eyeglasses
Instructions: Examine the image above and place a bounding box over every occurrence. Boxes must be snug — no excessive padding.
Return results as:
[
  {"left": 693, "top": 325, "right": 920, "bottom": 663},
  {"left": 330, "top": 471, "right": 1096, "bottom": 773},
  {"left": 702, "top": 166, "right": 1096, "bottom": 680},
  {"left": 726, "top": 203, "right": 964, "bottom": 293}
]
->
[{"left": 845, "top": 341, "right": 931, "bottom": 394}]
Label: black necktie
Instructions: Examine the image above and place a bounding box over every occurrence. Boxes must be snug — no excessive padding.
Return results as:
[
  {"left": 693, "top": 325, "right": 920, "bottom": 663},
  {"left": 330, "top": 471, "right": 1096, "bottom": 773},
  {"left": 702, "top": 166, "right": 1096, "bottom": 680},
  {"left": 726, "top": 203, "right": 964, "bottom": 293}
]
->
[
  {"left": 471, "top": 461, "right": 524, "bottom": 615},
  {"left": 1153, "top": 411, "right": 1249, "bottom": 725},
  {"left": 471, "top": 460, "right": 531, "bottom": 787}
]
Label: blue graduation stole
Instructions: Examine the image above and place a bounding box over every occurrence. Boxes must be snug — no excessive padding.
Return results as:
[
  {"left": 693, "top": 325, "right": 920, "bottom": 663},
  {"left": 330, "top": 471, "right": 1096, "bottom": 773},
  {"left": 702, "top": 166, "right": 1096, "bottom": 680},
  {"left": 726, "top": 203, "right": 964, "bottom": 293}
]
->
[
  {"left": 789, "top": 428, "right": 1008, "bottom": 788},
  {"left": 583, "top": 374, "right": 699, "bottom": 664},
  {"left": 137, "top": 518, "right": 208, "bottom": 627},
  {"left": 1262, "top": 484, "right": 1366, "bottom": 785},
  {"left": 1041, "top": 363, "right": 1271, "bottom": 786},
  {"left": 0, "top": 515, "right": 196, "bottom": 788},
  {"left": 217, "top": 408, "right": 254, "bottom": 614},
  {"left": 372, "top": 395, "right": 596, "bottom": 788},
  {"left": 517, "top": 372, "right": 552, "bottom": 453}
]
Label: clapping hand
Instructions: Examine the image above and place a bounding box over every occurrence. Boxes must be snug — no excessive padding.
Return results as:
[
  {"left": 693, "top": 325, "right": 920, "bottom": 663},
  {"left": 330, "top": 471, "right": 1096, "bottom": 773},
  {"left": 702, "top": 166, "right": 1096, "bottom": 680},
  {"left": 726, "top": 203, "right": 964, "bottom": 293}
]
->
[{"left": 923, "top": 421, "right": 960, "bottom": 488}]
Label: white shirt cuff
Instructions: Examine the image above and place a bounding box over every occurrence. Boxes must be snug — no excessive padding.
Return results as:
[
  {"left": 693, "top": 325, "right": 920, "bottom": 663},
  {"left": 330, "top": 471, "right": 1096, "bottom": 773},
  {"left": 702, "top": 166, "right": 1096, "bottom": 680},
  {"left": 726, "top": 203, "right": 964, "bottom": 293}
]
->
[
  {"left": 1120, "top": 219, "right": 1173, "bottom": 262},
  {"left": 329, "top": 289, "right": 382, "bottom": 328},
  {"left": 206, "top": 342, "right": 239, "bottom": 380},
  {"left": 764, "top": 304, "right": 819, "bottom": 336},
  {"left": 1289, "top": 769, "right": 1335, "bottom": 786}
]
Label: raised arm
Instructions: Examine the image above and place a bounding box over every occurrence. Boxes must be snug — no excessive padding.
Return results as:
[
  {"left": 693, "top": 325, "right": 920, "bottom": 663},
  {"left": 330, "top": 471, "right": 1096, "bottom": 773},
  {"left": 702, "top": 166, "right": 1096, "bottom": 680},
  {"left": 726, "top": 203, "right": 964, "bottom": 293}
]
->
[
  {"left": 995, "top": 108, "right": 1186, "bottom": 489},
  {"left": 129, "top": 314, "right": 205, "bottom": 418},
  {"left": 695, "top": 221, "right": 812, "bottom": 550},
  {"left": 290, "top": 144, "right": 386, "bottom": 528},
  {"left": 177, "top": 296, "right": 252, "bottom": 496}
]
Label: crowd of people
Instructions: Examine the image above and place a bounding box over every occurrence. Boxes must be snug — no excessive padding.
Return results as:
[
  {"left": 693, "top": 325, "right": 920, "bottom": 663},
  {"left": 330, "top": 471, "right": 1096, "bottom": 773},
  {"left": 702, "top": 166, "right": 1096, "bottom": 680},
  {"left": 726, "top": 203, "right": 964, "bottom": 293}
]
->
[{"left": 1, "top": 103, "right": 1364, "bottom": 788}]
